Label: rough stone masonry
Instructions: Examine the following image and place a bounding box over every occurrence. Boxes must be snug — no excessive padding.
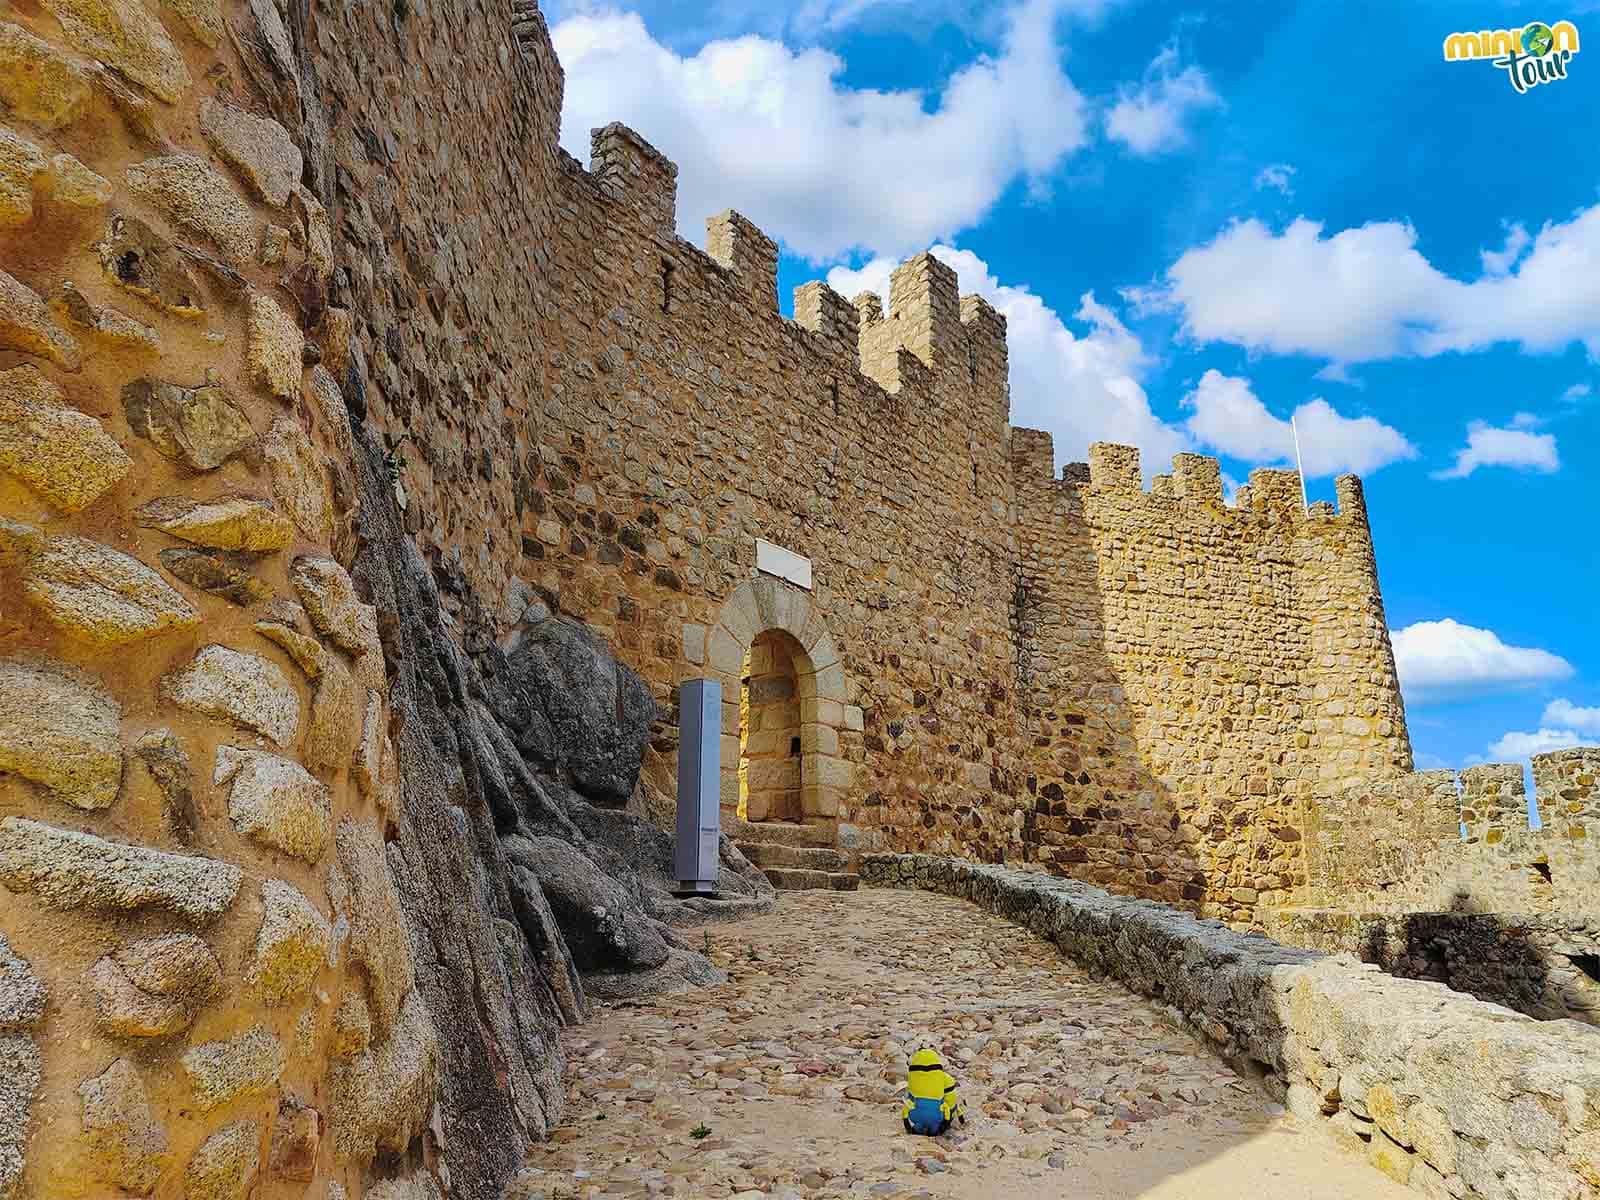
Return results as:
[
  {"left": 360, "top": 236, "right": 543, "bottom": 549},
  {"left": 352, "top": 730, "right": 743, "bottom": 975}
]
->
[{"left": 0, "top": 0, "right": 1594, "bottom": 1198}]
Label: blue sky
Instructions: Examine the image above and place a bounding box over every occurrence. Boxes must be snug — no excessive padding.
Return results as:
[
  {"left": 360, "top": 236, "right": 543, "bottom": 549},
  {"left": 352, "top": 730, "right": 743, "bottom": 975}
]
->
[{"left": 544, "top": 0, "right": 1600, "bottom": 779}]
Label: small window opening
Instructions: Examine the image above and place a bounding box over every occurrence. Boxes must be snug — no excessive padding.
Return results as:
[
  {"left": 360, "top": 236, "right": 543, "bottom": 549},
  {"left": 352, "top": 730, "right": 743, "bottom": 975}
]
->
[
  {"left": 661, "top": 260, "right": 675, "bottom": 313},
  {"left": 789, "top": 736, "right": 801, "bottom": 756},
  {"left": 830, "top": 378, "right": 839, "bottom": 415},
  {"left": 1570, "top": 954, "right": 1600, "bottom": 984},
  {"left": 972, "top": 460, "right": 979, "bottom": 493},
  {"left": 1532, "top": 861, "right": 1554, "bottom": 886},
  {"left": 968, "top": 341, "right": 978, "bottom": 381}
]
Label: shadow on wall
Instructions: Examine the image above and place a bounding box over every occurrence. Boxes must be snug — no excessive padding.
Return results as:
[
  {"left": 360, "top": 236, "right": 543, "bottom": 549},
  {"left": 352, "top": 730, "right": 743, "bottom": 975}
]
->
[
  {"left": 1015, "top": 466, "right": 1204, "bottom": 910},
  {"left": 1353, "top": 905, "right": 1600, "bottom": 1026}
]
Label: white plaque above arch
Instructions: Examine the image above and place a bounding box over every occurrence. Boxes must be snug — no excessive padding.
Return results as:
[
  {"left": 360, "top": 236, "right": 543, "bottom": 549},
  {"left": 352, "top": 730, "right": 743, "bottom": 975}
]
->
[{"left": 755, "top": 539, "right": 812, "bottom": 591}]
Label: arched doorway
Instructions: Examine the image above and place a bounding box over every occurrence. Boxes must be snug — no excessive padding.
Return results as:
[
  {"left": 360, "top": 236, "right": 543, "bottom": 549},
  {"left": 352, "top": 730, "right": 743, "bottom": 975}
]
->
[
  {"left": 740, "top": 629, "right": 807, "bottom": 822},
  {"left": 705, "top": 577, "right": 850, "bottom": 828}
]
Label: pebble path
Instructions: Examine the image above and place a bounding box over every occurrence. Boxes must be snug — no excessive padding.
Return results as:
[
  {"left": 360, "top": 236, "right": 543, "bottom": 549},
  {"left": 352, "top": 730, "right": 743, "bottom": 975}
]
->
[{"left": 513, "top": 889, "right": 1412, "bottom": 1199}]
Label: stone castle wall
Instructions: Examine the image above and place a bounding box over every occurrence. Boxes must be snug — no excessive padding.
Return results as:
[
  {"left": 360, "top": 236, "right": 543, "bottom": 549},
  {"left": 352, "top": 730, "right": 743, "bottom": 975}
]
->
[
  {"left": 312, "top": 0, "right": 1413, "bottom": 917},
  {"left": 1011, "top": 438, "right": 1411, "bottom": 922},
  {"left": 0, "top": 0, "right": 1435, "bottom": 1195},
  {"left": 0, "top": 0, "right": 430, "bottom": 1194}
]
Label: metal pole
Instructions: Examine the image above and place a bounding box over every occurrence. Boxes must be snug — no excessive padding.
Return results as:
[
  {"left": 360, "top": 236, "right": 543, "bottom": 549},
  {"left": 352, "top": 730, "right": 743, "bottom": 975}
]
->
[{"left": 1291, "top": 415, "right": 1309, "bottom": 514}]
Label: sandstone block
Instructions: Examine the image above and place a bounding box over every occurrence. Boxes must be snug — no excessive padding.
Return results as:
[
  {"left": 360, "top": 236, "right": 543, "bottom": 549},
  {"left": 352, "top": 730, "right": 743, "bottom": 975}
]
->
[
  {"left": 135, "top": 494, "right": 294, "bottom": 551},
  {"left": 326, "top": 990, "right": 438, "bottom": 1165},
  {"left": 0, "top": 520, "right": 198, "bottom": 647},
  {"left": 0, "top": 361, "right": 124, "bottom": 512},
  {"left": 125, "top": 155, "right": 254, "bottom": 264},
  {"left": 159, "top": 547, "right": 272, "bottom": 606},
  {"left": 308, "top": 365, "right": 354, "bottom": 457},
  {"left": 304, "top": 655, "right": 360, "bottom": 775},
  {"left": 41, "top": 0, "right": 190, "bottom": 102},
  {"left": 291, "top": 556, "right": 370, "bottom": 654},
  {"left": 0, "top": 268, "right": 80, "bottom": 369},
  {"left": 163, "top": 645, "right": 299, "bottom": 746},
  {"left": 181, "top": 1025, "right": 284, "bottom": 1112},
  {"left": 0, "top": 657, "right": 121, "bottom": 810},
  {"left": 0, "top": 126, "right": 47, "bottom": 225},
  {"left": 199, "top": 99, "right": 301, "bottom": 207},
  {"left": 0, "top": 816, "right": 240, "bottom": 920},
  {"left": 184, "top": 1120, "right": 260, "bottom": 1200},
  {"left": 328, "top": 818, "right": 414, "bottom": 1035},
  {"left": 122, "top": 376, "right": 255, "bottom": 470},
  {"left": 96, "top": 214, "right": 205, "bottom": 317},
  {"left": 247, "top": 291, "right": 303, "bottom": 399},
  {"left": 133, "top": 728, "right": 197, "bottom": 841},
  {"left": 331, "top": 989, "right": 371, "bottom": 1060},
  {"left": 264, "top": 415, "right": 332, "bottom": 544},
  {"left": 46, "top": 153, "right": 110, "bottom": 208},
  {"left": 1406, "top": 1100, "right": 1457, "bottom": 1176},
  {"left": 268, "top": 1097, "right": 320, "bottom": 1181},
  {"left": 0, "top": 23, "right": 93, "bottom": 130},
  {"left": 89, "top": 933, "right": 222, "bottom": 1038},
  {"left": 255, "top": 616, "right": 327, "bottom": 677},
  {"left": 1368, "top": 1128, "right": 1414, "bottom": 1186},
  {"left": 88, "top": 957, "right": 190, "bottom": 1038},
  {"left": 252, "top": 879, "right": 332, "bottom": 1005},
  {"left": 161, "top": 0, "right": 224, "bottom": 46},
  {"left": 51, "top": 283, "right": 160, "bottom": 353},
  {"left": 77, "top": 1058, "right": 167, "bottom": 1194},
  {"left": 0, "top": 1032, "right": 42, "bottom": 1200},
  {"left": 215, "top": 747, "right": 332, "bottom": 862},
  {"left": 0, "top": 938, "right": 45, "bottom": 1033}
]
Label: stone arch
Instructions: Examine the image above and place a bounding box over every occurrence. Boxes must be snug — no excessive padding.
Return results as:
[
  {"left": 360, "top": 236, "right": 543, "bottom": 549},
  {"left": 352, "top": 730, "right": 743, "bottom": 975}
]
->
[{"left": 705, "top": 577, "right": 850, "bottom": 826}]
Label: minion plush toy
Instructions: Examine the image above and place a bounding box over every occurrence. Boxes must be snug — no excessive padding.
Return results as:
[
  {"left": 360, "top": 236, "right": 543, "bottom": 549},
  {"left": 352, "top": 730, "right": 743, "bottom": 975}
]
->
[{"left": 901, "top": 1047, "right": 967, "bottom": 1136}]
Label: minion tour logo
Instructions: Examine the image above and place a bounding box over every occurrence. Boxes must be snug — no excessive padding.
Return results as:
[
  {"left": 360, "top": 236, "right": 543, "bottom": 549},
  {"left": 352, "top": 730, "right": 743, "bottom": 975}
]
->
[{"left": 1443, "top": 21, "right": 1580, "bottom": 92}]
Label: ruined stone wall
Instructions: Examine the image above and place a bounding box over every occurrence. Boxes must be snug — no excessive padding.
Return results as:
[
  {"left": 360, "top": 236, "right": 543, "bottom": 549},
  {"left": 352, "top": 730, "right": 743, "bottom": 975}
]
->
[
  {"left": 0, "top": 0, "right": 431, "bottom": 1194},
  {"left": 1274, "top": 749, "right": 1600, "bottom": 1025},
  {"left": 1011, "top": 437, "right": 1412, "bottom": 923},
  {"left": 1299, "top": 750, "right": 1599, "bottom": 915}
]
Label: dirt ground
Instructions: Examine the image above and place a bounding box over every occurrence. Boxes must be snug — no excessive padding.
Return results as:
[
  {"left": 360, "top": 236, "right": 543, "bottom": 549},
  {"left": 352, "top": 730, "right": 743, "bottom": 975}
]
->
[{"left": 513, "top": 889, "right": 1413, "bottom": 1200}]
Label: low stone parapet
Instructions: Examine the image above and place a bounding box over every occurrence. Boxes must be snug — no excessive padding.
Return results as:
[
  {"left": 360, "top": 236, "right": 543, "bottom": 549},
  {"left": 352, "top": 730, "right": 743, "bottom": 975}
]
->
[{"left": 860, "top": 853, "right": 1600, "bottom": 1198}]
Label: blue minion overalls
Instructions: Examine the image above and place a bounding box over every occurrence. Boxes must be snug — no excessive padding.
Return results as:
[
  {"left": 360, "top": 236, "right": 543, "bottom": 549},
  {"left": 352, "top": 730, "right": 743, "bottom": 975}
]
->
[{"left": 901, "top": 1047, "right": 966, "bottom": 1136}]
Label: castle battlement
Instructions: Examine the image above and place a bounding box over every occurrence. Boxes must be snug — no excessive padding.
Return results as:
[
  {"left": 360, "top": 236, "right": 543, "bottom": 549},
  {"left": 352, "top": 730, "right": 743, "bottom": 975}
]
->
[{"left": 1011, "top": 430, "right": 1372, "bottom": 529}]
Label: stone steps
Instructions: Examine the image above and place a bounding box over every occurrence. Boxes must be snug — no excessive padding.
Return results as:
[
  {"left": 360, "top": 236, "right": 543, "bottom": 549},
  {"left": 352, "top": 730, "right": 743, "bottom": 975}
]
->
[
  {"left": 760, "top": 866, "right": 860, "bottom": 892},
  {"left": 724, "top": 817, "right": 836, "bottom": 849},
  {"left": 739, "top": 842, "right": 851, "bottom": 872}
]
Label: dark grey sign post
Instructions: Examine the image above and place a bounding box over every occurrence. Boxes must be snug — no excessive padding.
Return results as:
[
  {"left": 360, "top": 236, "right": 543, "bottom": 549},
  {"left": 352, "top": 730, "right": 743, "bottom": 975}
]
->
[{"left": 674, "top": 677, "right": 721, "bottom": 896}]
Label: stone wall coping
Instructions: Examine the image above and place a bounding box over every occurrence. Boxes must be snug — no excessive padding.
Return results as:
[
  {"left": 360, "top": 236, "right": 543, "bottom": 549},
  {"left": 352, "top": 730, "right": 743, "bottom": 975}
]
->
[{"left": 861, "top": 853, "right": 1600, "bottom": 1199}]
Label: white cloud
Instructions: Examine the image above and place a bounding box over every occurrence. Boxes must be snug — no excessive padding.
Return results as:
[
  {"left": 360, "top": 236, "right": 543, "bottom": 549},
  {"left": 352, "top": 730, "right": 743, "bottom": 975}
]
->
[
  {"left": 1564, "top": 382, "right": 1592, "bottom": 402},
  {"left": 1391, "top": 619, "right": 1575, "bottom": 706},
  {"left": 1488, "top": 728, "right": 1584, "bottom": 759},
  {"left": 1254, "top": 163, "right": 1295, "bottom": 196},
  {"left": 1105, "top": 44, "right": 1221, "bottom": 156},
  {"left": 1543, "top": 699, "right": 1600, "bottom": 735},
  {"left": 1509, "top": 411, "right": 1543, "bottom": 429},
  {"left": 829, "top": 245, "right": 1190, "bottom": 472},
  {"left": 1130, "top": 203, "right": 1600, "bottom": 367},
  {"left": 1181, "top": 370, "right": 1416, "bottom": 477},
  {"left": 551, "top": 0, "right": 1096, "bottom": 261},
  {"left": 1431, "top": 421, "right": 1559, "bottom": 480},
  {"left": 1480, "top": 222, "right": 1531, "bottom": 276}
]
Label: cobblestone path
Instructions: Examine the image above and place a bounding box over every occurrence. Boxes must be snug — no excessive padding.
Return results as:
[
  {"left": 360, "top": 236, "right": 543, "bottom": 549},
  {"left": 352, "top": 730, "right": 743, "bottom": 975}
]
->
[{"left": 514, "top": 889, "right": 1412, "bottom": 1199}]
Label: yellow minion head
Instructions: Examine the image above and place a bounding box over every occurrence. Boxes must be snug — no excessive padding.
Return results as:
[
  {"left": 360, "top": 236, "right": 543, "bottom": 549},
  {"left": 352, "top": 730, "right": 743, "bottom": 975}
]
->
[{"left": 909, "top": 1047, "right": 945, "bottom": 1071}]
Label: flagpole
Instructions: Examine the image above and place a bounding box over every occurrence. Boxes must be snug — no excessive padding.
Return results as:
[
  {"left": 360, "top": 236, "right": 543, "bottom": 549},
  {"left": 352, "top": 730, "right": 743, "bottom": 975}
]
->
[{"left": 1291, "top": 415, "right": 1309, "bottom": 514}]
